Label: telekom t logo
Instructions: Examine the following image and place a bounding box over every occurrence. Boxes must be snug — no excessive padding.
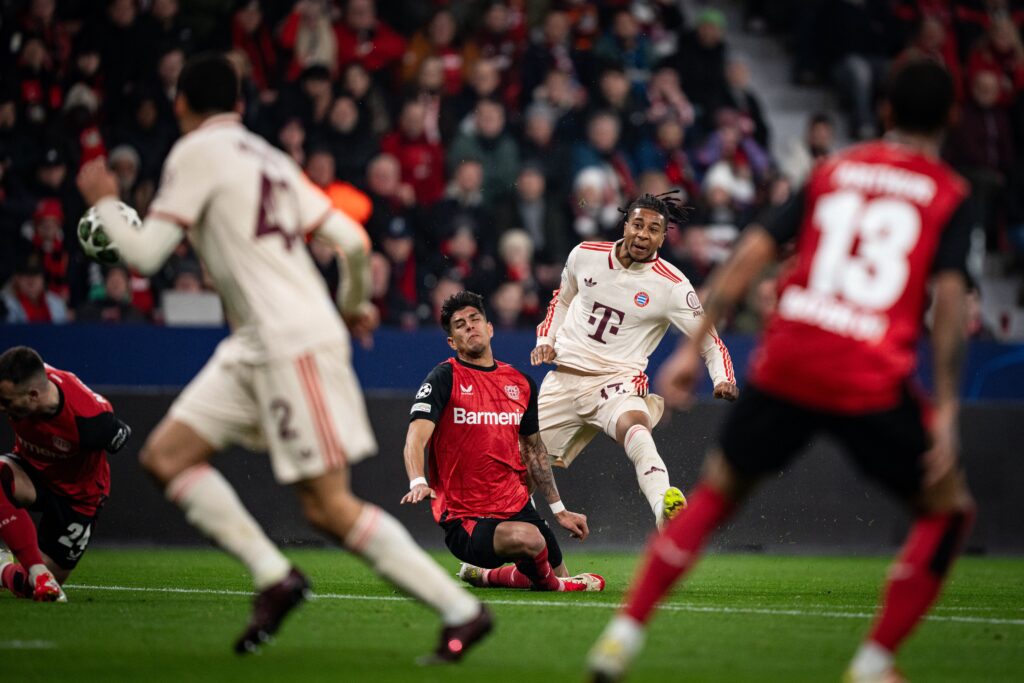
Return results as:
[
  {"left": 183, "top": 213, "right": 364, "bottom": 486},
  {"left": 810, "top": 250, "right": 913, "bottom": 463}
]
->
[{"left": 587, "top": 302, "right": 625, "bottom": 343}]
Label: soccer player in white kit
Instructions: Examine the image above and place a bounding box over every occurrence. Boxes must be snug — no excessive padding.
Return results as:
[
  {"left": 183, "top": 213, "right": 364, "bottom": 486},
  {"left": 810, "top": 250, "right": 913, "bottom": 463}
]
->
[
  {"left": 76, "top": 53, "right": 491, "bottom": 662},
  {"left": 531, "top": 192, "right": 738, "bottom": 527}
]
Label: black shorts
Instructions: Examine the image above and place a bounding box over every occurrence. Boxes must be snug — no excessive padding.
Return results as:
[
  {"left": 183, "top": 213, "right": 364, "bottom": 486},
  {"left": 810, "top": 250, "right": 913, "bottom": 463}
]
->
[
  {"left": 718, "top": 383, "right": 930, "bottom": 500},
  {"left": 440, "top": 501, "right": 564, "bottom": 569},
  {"left": 4, "top": 455, "right": 103, "bottom": 570}
]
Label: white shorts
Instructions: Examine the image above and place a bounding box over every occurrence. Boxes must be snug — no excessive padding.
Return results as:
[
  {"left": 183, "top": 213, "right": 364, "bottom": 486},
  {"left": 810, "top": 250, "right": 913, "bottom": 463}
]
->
[
  {"left": 169, "top": 337, "right": 377, "bottom": 484},
  {"left": 537, "top": 368, "right": 665, "bottom": 468}
]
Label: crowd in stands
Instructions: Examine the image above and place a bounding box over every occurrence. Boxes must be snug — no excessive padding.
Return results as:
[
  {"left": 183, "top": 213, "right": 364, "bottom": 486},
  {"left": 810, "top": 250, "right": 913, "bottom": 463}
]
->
[{"left": 0, "top": 0, "right": 1018, "bottom": 339}]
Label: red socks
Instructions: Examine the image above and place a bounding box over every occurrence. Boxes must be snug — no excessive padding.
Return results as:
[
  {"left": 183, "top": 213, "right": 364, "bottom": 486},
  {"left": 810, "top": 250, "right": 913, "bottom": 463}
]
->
[
  {"left": 514, "top": 546, "right": 562, "bottom": 591},
  {"left": 0, "top": 465, "right": 46, "bottom": 570},
  {"left": 869, "top": 508, "right": 975, "bottom": 650},
  {"left": 624, "top": 484, "right": 736, "bottom": 624},
  {"left": 484, "top": 564, "right": 533, "bottom": 589},
  {"left": 1, "top": 562, "right": 32, "bottom": 598}
]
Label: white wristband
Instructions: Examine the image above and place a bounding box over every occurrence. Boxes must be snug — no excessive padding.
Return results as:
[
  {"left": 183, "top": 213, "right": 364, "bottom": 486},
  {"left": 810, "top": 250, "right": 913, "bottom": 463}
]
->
[
  {"left": 549, "top": 500, "right": 566, "bottom": 514},
  {"left": 409, "top": 477, "right": 428, "bottom": 490}
]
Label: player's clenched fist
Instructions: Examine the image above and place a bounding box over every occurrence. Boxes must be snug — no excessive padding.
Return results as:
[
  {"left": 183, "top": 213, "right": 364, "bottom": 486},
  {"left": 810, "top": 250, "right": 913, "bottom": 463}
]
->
[
  {"left": 531, "top": 344, "right": 557, "bottom": 366},
  {"left": 555, "top": 510, "right": 589, "bottom": 541},
  {"left": 713, "top": 382, "right": 739, "bottom": 401},
  {"left": 400, "top": 483, "right": 435, "bottom": 505}
]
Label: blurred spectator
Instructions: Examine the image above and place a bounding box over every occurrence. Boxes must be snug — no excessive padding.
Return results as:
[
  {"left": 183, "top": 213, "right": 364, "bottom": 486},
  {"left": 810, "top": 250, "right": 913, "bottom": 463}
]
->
[
  {"left": 645, "top": 66, "right": 695, "bottom": 130},
  {"left": 447, "top": 99, "right": 520, "bottom": 208},
  {"left": 277, "top": 117, "right": 307, "bottom": 166},
  {"left": 139, "top": 0, "right": 194, "bottom": 69},
  {"left": 429, "top": 225, "right": 497, "bottom": 297},
  {"left": 664, "top": 8, "right": 729, "bottom": 118},
  {"left": 716, "top": 56, "right": 771, "bottom": 151},
  {"left": 25, "top": 198, "right": 69, "bottom": 301},
  {"left": 521, "top": 9, "right": 592, "bottom": 107},
  {"left": 530, "top": 68, "right": 588, "bottom": 141},
  {"left": 109, "top": 145, "right": 141, "bottom": 203},
  {"left": 96, "top": 0, "right": 147, "bottom": 113},
  {"left": 493, "top": 163, "right": 571, "bottom": 270},
  {"left": 231, "top": 0, "right": 281, "bottom": 92},
  {"left": 363, "top": 153, "right": 418, "bottom": 248},
  {"left": 490, "top": 280, "right": 530, "bottom": 328},
  {"left": 820, "top": 0, "right": 894, "bottom": 140},
  {"left": 431, "top": 159, "right": 490, "bottom": 254},
  {"left": 572, "top": 110, "right": 636, "bottom": 201},
  {"left": 112, "top": 90, "right": 175, "bottom": 183},
  {"left": 279, "top": 0, "right": 339, "bottom": 80},
  {"left": 778, "top": 112, "right": 835, "bottom": 186},
  {"left": 379, "top": 217, "right": 422, "bottom": 329},
  {"left": 571, "top": 166, "right": 623, "bottom": 241},
  {"left": 590, "top": 65, "right": 649, "bottom": 152},
  {"left": 519, "top": 101, "right": 573, "bottom": 199},
  {"left": 288, "top": 65, "right": 335, "bottom": 139},
  {"left": 381, "top": 99, "right": 446, "bottom": 207},
  {"left": 305, "top": 148, "right": 372, "bottom": 225},
  {"left": 946, "top": 69, "right": 1015, "bottom": 250},
  {"left": 594, "top": 8, "right": 656, "bottom": 91},
  {"left": 967, "top": 15, "right": 1024, "bottom": 107},
  {"left": 76, "top": 264, "right": 145, "bottom": 323},
  {"left": 892, "top": 15, "right": 963, "bottom": 100},
  {"left": 695, "top": 108, "right": 771, "bottom": 200},
  {"left": 496, "top": 228, "right": 541, "bottom": 321},
  {"left": 635, "top": 117, "right": 700, "bottom": 203},
  {"left": 2, "top": 252, "right": 69, "bottom": 324},
  {"left": 402, "top": 9, "right": 478, "bottom": 96},
  {"left": 474, "top": 0, "right": 525, "bottom": 104},
  {"left": 153, "top": 45, "right": 186, "bottom": 127},
  {"left": 318, "top": 95, "right": 379, "bottom": 187},
  {"left": 64, "top": 34, "right": 106, "bottom": 108},
  {"left": 452, "top": 58, "right": 504, "bottom": 135},
  {"left": 427, "top": 272, "right": 465, "bottom": 325},
  {"left": 0, "top": 89, "right": 34, "bottom": 177},
  {"left": 405, "top": 57, "right": 451, "bottom": 143},
  {"left": 341, "top": 62, "right": 391, "bottom": 137},
  {"left": 14, "top": 35, "right": 62, "bottom": 132},
  {"left": 334, "top": 0, "right": 407, "bottom": 81}
]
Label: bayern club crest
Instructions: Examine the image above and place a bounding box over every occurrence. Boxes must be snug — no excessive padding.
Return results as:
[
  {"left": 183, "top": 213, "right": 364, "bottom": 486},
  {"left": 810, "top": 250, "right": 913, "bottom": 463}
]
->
[
  {"left": 504, "top": 384, "right": 521, "bottom": 400},
  {"left": 634, "top": 291, "right": 650, "bottom": 307}
]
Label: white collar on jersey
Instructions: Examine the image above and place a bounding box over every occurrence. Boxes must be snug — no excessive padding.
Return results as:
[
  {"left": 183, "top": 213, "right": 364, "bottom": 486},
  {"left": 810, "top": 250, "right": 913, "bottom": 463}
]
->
[
  {"left": 608, "top": 239, "right": 660, "bottom": 272},
  {"left": 197, "top": 112, "right": 243, "bottom": 131}
]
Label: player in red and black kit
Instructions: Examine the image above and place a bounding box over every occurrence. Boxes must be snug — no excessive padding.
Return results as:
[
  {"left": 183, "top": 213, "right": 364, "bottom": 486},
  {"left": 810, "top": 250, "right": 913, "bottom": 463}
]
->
[
  {"left": 0, "top": 346, "right": 131, "bottom": 602},
  {"left": 587, "top": 61, "right": 977, "bottom": 683},
  {"left": 401, "top": 291, "right": 605, "bottom": 592}
]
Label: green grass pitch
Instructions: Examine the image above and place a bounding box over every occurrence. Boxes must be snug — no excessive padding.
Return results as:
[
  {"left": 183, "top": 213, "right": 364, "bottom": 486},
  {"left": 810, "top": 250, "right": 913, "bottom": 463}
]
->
[{"left": 3, "top": 549, "right": 1022, "bottom": 682}]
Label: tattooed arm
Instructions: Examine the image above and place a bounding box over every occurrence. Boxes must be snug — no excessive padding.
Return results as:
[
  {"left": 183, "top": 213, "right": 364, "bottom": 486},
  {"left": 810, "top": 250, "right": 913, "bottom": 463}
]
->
[{"left": 519, "top": 431, "right": 589, "bottom": 540}]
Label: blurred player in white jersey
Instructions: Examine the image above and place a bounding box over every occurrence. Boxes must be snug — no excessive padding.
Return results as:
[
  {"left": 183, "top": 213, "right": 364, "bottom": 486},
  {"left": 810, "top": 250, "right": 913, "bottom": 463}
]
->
[
  {"left": 531, "top": 192, "right": 738, "bottom": 527},
  {"left": 76, "top": 53, "right": 490, "bottom": 662}
]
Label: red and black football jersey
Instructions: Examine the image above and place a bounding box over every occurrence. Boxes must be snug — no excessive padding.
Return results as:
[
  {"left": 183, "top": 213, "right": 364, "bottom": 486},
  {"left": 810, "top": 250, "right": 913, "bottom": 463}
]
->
[
  {"left": 409, "top": 357, "right": 538, "bottom": 522},
  {"left": 751, "top": 140, "right": 971, "bottom": 413},
  {"left": 7, "top": 366, "right": 131, "bottom": 514}
]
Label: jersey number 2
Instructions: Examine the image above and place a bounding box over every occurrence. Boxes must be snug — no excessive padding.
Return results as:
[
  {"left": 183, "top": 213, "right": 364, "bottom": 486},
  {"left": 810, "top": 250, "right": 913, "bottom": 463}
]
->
[{"left": 808, "top": 190, "right": 920, "bottom": 310}]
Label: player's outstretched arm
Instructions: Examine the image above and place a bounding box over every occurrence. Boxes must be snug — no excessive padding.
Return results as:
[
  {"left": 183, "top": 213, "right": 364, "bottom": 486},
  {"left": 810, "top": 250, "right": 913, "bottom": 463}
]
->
[
  {"left": 519, "top": 432, "right": 589, "bottom": 540},
  {"left": 400, "top": 419, "right": 437, "bottom": 504},
  {"left": 925, "top": 271, "right": 968, "bottom": 486},
  {"left": 658, "top": 226, "right": 777, "bottom": 408},
  {"left": 313, "top": 210, "right": 378, "bottom": 345},
  {"left": 77, "top": 159, "right": 184, "bottom": 276}
]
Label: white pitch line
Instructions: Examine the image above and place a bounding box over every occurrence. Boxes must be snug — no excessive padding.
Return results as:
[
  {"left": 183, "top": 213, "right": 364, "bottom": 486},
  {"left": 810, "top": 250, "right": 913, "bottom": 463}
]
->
[
  {"left": 0, "top": 640, "right": 56, "bottom": 650},
  {"left": 66, "top": 583, "right": 1024, "bottom": 626}
]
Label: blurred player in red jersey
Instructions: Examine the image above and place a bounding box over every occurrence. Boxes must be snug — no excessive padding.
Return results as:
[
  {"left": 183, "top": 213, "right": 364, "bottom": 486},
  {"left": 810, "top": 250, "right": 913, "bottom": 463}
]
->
[
  {"left": 77, "top": 54, "right": 490, "bottom": 662},
  {"left": 401, "top": 291, "right": 604, "bottom": 592},
  {"left": 587, "top": 61, "right": 976, "bottom": 683},
  {"left": 0, "top": 346, "right": 131, "bottom": 602},
  {"left": 532, "top": 192, "right": 738, "bottom": 530}
]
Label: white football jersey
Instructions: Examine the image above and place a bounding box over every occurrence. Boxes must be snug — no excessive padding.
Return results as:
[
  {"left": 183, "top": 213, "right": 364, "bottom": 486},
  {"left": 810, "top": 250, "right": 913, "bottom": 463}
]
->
[
  {"left": 536, "top": 240, "right": 734, "bottom": 383},
  {"left": 149, "top": 114, "right": 345, "bottom": 360}
]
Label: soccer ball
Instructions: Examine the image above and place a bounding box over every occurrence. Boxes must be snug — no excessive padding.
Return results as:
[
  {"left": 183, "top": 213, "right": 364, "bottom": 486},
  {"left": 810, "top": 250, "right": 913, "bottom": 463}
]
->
[{"left": 77, "top": 201, "right": 141, "bottom": 265}]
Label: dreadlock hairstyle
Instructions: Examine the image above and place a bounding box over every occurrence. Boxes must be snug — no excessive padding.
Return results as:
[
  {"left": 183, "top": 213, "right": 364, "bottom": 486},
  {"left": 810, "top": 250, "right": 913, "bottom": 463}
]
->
[{"left": 619, "top": 190, "right": 691, "bottom": 230}]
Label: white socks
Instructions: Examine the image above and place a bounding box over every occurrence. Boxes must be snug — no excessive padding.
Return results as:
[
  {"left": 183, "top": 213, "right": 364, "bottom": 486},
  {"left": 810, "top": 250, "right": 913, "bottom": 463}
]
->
[
  {"left": 623, "top": 425, "right": 670, "bottom": 519},
  {"left": 849, "top": 640, "right": 895, "bottom": 677},
  {"left": 345, "top": 504, "right": 480, "bottom": 626},
  {"left": 167, "top": 465, "right": 291, "bottom": 590}
]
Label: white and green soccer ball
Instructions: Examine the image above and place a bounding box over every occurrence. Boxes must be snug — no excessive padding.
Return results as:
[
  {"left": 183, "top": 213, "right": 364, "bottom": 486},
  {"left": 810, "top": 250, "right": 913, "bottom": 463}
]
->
[{"left": 77, "top": 201, "right": 141, "bottom": 265}]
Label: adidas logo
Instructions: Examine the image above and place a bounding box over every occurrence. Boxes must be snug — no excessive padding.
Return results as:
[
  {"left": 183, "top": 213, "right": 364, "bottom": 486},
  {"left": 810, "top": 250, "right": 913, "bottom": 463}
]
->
[
  {"left": 643, "top": 466, "right": 666, "bottom": 476},
  {"left": 584, "top": 277, "right": 597, "bottom": 287}
]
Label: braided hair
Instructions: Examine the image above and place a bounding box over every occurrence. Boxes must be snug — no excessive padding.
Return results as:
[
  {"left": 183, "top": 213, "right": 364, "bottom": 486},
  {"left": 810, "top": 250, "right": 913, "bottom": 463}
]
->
[{"left": 619, "top": 190, "right": 690, "bottom": 230}]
